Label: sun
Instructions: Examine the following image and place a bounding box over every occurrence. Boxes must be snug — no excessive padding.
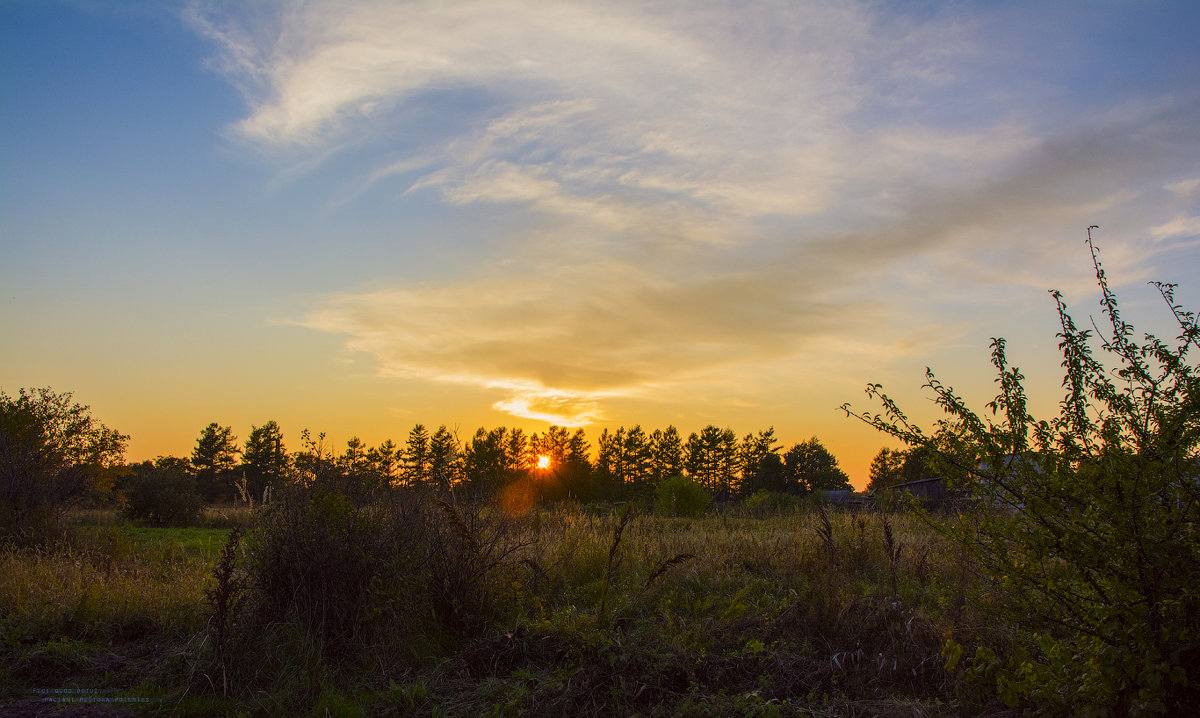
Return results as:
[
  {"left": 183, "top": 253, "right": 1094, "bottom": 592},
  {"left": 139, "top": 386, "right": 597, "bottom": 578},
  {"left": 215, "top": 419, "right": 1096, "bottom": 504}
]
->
[{"left": 536, "top": 455, "right": 551, "bottom": 469}]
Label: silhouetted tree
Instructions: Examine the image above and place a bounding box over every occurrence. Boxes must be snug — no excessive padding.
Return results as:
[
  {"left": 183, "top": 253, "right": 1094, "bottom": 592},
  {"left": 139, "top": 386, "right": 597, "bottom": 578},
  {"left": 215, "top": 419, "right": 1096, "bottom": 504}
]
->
[
  {"left": 241, "top": 420, "right": 288, "bottom": 502},
  {"left": 753, "top": 453, "right": 788, "bottom": 493},
  {"left": 0, "top": 387, "right": 128, "bottom": 538},
  {"left": 429, "top": 425, "right": 462, "bottom": 491},
  {"left": 650, "top": 426, "right": 685, "bottom": 485},
  {"left": 782, "top": 437, "right": 851, "bottom": 494},
  {"left": 402, "top": 424, "right": 431, "bottom": 487},
  {"left": 367, "top": 439, "right": 399, "bottom": 484},
  {"left": 738, "top": 427, "right": 780, "bottom": 495},
  {"left": 506, "top": 428, "right": 531, "bottom": 472},
  {"left": 530, "top": 425, "right": 571, "bottom": 467},
  {"left": 865, "top": 447, "right": 907, "bottom": 493},
  {"left": 292, "top": 429, "right": 336, "bottom": 486},
  {"left": 339, "top": 436, "right": 385, "bottom": 500},
  {"left": 560, "top": 428, "right": 594, "bottom": 500},
  {"left": 594, "top": 428, "right": 623, "bottom": 499},
  {"left": 192, "top": 423, "right": 239, "bottom": 502},
  {"left": 685, "top": 426, "right": 738, "bottom": 494},
  {"left": 464, "top": 427, "right": 511, "bottom": 497},
  {"left": 122, "top": 457, "right": 203, "bottom": 526},
  {"left": 621, "top": 425, "right": 655, "bottom": 497}
]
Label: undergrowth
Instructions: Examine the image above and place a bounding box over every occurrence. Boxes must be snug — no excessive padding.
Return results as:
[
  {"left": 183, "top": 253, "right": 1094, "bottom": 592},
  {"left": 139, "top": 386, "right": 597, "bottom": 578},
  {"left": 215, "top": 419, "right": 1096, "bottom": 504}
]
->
[{"left": 2, "top": 500, "right": 1012, "bottom": 716}]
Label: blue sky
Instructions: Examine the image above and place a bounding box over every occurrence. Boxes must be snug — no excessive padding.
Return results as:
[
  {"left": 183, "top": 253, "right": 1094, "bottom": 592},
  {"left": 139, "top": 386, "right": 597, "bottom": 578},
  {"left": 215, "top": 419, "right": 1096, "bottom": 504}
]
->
[{"left": 3, "top": 1, "right": 1199, "bottom": 485}]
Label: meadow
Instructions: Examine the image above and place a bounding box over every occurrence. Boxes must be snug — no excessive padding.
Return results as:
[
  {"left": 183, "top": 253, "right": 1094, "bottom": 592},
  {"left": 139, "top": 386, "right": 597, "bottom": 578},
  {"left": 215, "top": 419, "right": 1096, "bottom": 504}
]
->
[{"left": 0, "top": 498, "right": 1010, "bottom": 717}]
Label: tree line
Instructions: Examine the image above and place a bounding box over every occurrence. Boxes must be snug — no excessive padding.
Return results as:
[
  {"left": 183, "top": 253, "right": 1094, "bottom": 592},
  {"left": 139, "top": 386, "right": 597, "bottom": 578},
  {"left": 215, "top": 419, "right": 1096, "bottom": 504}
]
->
[
  {"left": 2, "top": 385, "right": 862, "bottom": 536},
  {"left": 170, "top": 420, "right": 854, "bottom": 505}
]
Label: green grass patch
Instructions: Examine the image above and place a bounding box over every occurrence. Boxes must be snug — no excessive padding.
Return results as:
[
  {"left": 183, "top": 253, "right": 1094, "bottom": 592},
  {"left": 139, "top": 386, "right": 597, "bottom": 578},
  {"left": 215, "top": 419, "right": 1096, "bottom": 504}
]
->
[
  {"left": 119, "top": 525, "right": 231, "bottom": 560},
  {"left": 72, "top": 524, "right": 231, "bottom": 561}
]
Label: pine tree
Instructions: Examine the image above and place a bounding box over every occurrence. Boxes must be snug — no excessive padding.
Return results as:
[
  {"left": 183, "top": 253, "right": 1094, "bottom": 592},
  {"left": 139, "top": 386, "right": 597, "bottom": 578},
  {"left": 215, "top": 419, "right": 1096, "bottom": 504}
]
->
[
  {"left": 505, "top": 428, "right": 530, "bottom": 472},
  {"left": 191, "top": 423, "right": 239, "bottom": 502},
  {"left": 622, "top": 425, "right": 655, "bottom": 497},
  {"left": 738, "top": 427, "right": 781, "bottom": 495},
  {"left": 367, "top": 439, "right": 399, "bottom": 483},
  {"left": 242, "top": 420, "right": 287, "bottom": 501},
  {"left": 650, "top": 426, "right": 685, "bottom": 485},
  {"left": 428, "top": 425, "right": 461, "bottom": 490},
  {"left": 865, "top": 447, "right": 906, "bottom": 493},
  {"left": 685, "top": 426, "right": 734, "bottom": 493},
  {"left": 464, "top": 427, "right": 509, "bottom": 495},
  {"left": 402, "top": 424, "right": 431, "bottom": 487}
]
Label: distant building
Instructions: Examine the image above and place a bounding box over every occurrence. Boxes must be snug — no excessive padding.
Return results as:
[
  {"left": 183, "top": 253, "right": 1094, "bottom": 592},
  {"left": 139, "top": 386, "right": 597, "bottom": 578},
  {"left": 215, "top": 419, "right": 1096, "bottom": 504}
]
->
[
  {"left": 887, "top": 476, "right": 946, "bottom": 502},
  {"left": 815, "top": 489, "right": 854, "bottom": 503}
]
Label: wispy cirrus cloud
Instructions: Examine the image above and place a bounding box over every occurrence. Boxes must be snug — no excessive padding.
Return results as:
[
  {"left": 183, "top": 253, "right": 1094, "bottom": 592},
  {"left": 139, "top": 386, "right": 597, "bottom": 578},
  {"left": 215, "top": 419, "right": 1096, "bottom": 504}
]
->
[{"left": 193, "top": 0, "right": 1200, "bottom": 424}]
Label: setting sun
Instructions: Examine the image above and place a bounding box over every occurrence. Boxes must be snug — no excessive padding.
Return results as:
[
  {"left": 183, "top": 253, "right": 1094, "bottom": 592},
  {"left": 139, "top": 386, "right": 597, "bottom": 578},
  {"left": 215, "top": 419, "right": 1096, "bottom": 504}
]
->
[{"left": 536, "top": 455, "right": 551, "bottom": 469}]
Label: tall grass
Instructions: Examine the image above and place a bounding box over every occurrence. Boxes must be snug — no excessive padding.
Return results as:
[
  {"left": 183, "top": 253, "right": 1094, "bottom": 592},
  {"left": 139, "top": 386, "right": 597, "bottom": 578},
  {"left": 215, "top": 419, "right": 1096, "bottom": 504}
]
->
[
  {"left": 0, "top": 532, "right": 211, "bottom": 644},
  {"left": 2, "top": 500, "right": 1005, "bottom": 716}
]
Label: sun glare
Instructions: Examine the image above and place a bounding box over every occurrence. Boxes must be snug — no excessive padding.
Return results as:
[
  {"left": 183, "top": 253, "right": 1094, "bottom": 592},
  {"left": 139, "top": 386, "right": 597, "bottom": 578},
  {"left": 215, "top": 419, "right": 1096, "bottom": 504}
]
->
[{"left": 536, "top": 455, "right": 551, "bottom": 469}]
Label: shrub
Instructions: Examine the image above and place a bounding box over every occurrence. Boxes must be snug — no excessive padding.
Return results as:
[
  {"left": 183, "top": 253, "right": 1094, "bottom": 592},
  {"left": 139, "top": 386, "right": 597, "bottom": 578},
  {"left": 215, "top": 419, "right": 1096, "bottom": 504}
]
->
[
  {"left": 654, "top": 474, "right": 711, "bottom": 518},
  {"left": 743, "top": 489, "right": 799, "bottom": 515},
  {"left": 246, "top": 486, "right": 429, "bottom": 655},
  {"left": 234, "top": 481, "right": 526, "bottom": 698},
  {"left": 0, "top": 388, "right": 127, "bottom": 541},
  {"left": 844, "top": 231, "right": 1200, "bottom": 715},
  {"left": 121, "top": 462, "right": 204, "bottom": 527}
]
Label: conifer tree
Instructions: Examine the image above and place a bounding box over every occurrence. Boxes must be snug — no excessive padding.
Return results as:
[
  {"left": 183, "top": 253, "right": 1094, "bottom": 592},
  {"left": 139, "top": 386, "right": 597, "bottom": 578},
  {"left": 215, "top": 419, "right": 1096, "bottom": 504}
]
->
[
  {"left": 650, "top": 425, "right": 685, "bottom": 484},
  {"left": 242, "top": 420, "right": 287, "bottom": 501},
  {"left": 192, "top": 423, "right": 239, "bottom": 502},
  {"left": 402, "top": 424, "right": 431, "bottom": 487}
]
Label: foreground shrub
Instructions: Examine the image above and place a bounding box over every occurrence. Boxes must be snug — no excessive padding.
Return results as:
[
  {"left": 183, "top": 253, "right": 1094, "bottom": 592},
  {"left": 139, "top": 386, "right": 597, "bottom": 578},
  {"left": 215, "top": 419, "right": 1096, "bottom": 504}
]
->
[
  {"left": 653, "top": 474, "right": 710, "bottom": 518},
  {"left": 0, "top": 388, "right": 128, "bottom": 542},
  {"left": 246, "top": 487, "right": 431, "bottom": 655},
  {"left": 846, "top": 232, "right": 1200, "bottom": 715},
  {"left": 222, "top": 482, "right": 530, "bottom": 704},
  {"left": 121, "top": 462, "right": 204, "bottom": 527},
  {"left": 743, "top": 489, "right": 800, "bottom": 515}
]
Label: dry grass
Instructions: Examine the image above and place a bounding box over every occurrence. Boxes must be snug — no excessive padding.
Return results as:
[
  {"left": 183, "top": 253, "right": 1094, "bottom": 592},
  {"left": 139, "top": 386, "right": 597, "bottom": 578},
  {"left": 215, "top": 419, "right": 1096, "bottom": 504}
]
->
[
  {"left": 0, "top": 534, "right": 211, "bottom": 643},
  {"left": 2, "top": 501, "right": 996, "bottom": 715}
]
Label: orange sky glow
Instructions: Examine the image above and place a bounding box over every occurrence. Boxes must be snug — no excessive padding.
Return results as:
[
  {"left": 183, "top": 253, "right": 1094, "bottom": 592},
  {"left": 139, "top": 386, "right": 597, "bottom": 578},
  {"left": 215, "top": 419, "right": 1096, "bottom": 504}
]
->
[{"left": 3, "top": 2, "right": 1199, "bottom": 491}]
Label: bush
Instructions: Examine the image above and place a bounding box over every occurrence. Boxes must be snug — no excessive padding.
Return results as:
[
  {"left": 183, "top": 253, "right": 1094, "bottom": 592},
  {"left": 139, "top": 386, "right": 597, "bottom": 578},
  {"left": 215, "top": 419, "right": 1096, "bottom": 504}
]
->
[
  {"left": 0, "top": 388, "right": 127, "bottom": 541},
  {"left": 743, "top": 489, "right": 800, "bottom": 515},
  {"left": 654, "top": 474, "right": 711, "bottom": 517},
  {"left": 121, "top": 463, "right": 204, "bottom": 527},
  {"left": 845, "top": 232, "right": 1200, "bottom": 715},
  {"left": 246, "top": 487, "right": 431, "bottom": 655},
  {"left": 214, "top": 481, "right": 539, "bottom": 707}
]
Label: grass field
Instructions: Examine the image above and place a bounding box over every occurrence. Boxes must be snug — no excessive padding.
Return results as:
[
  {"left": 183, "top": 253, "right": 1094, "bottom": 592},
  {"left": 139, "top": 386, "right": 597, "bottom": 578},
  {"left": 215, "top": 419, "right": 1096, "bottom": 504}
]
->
[{"left": 1, "top": 501, "right": 1009, "bottom": 716}]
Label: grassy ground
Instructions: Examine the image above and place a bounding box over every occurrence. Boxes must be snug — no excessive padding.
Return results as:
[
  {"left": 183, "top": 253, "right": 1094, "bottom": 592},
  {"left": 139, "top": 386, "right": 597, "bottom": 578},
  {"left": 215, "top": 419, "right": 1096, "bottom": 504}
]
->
[{"left": 0, "top": 503, "right": 1007, "bottom": 716}]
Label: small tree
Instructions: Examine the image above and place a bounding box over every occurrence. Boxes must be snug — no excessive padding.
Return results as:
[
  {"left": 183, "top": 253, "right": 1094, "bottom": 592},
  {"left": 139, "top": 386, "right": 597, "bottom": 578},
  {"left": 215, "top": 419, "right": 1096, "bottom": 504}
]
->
[
  {"left": 402, "top": 424, "right": 432, "bottom": 487},
  {"left": 241, "top": 420, "right": 288, "bottom": 502},
  {"left": 654, "top": 474, "right": 711, "bottom": 518},
  {"left": 122, "top": 458, "right": 204, "bottom": 527},
  {"left": 0, "top": 387, "right": 128, "bottom": 539},
  {"left": 428, "top": 425, "right": 462, "bottom": 491},
  {"left": 192, "top": 423, "right": 239, "bottom": 503},
  {"left": 843, "top": 231, "right": 1200, "bottom": 715},
  {"left": 865, "top": 447, "right": 907, "bottom": 493},
  {"left": 782, "top": 437, "right": 851, "bottom": 494}
]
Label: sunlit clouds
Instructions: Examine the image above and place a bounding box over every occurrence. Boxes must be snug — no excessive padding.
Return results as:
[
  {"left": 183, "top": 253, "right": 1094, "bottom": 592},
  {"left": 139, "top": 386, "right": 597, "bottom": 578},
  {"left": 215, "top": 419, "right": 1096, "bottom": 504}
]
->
[
  {"left": 295, "top": 265, "right": 855, "bottom": 425},
  {"left": 180, "top": 0, "right": 1200, "bottom": 426},
  {"left": 5, "top": 1, "right": 1196, "bottom": 476}
]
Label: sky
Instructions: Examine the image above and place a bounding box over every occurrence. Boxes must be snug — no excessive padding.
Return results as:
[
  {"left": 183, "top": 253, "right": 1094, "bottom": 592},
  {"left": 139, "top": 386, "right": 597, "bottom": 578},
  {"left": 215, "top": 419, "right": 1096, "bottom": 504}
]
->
[{"left": 2, "top": 0, "right": 1199, "bottom": 489}]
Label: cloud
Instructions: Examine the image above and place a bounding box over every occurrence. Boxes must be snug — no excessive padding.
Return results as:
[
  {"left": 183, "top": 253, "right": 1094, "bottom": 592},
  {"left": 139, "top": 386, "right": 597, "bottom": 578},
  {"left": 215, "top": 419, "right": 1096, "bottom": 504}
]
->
[
  {"left": 296, "top": 256, "right": 861, "bottom": 424},
  {"left": 194, "top": 1, "right": 1200, "bottom": 424}
]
